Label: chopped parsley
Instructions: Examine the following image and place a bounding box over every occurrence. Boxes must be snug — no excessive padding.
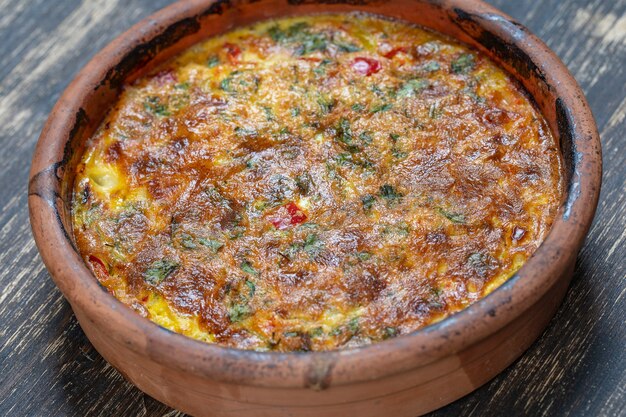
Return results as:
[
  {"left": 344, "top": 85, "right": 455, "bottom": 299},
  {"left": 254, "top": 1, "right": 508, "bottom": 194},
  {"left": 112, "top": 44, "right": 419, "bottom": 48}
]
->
[
  {"left": 303, "top": 234, "right": 324, "bottom": 258},
  {"left": 437, "top": 207, "right": 466, "bottom": 224},
  {"left": 351, "top": 103, "right": 365, "bottom": 112},
  {"left": 180, "top": 233, "right": 197, "bottom": 249},
  {"left": 361, "top": 194, "right": 377, "bottom": 211},
  {"left": 356, "top": 251, "right": 372, "bottom": 261},
  {"left": 235, "top": 126, "right": 258, "bottom": 138},
  {"left": 268, "top": 22, "right": 328, "bottom": 55},
  {"left": 335, "top": 41, "right": 361, "bottom": 53},
  {"left": 295, "top": 172, "right": 312, "bottom": 194},
  {"left": 207, "top": 55, "right": 220, "bottom": 67},
  {"left": 317, "top": 95, "right": 336, "bottom": 114},
  {"left": 144, "top": 260, "right": 179, "bottom": 285},
  {"left": 420, "top": 61, "right": 440, "bottom": 72},
  {"left": 379, "top": 184, "right": 403, "bottom": 201},
  {"left": 396, "top": 79, "right": 428, "bottom": 98},
  {"left": 240, "top": 260, "right": 259, "bottom": 276},
  {"left": 451, "top": 53, "right": 476, "bottom": 74},
  {"left": 383, "top": 326, "right": 399, "bottom": 339},
  {"left": 359, "top": 131, "right": 373, "bottom": 145},
  {"left": 371, "top": 103, "right": 393, "bottom": 113},
  {"left": 336, "top": 117, "right": 360, "bottom": 152},
  {"left": 348, "top": 317, "right": 360, "bottom": 333},
  {"left": 313, "top": 58, "right": 333, "bottom": 76},
  {"left": 467, "top": 252, "right": 498, "bottom": 276},
  {"left": 198, "top": 238, "right": 223, "bottom": 253},
  {"left": 228, "top": 302, "right": 251, "bottom": 323},
  {"left": 245, "top": 279, "right": 256, "bottom": 297},
  {"left": 144, "top": 96, "right": 170, "bottom": 117}
]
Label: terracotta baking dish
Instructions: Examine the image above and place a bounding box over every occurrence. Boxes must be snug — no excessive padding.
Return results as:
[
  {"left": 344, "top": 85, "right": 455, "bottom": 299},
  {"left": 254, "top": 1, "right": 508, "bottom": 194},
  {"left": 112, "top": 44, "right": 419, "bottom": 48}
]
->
[{"left": 28, "top": 0, "right": 601, "bottom": 415}]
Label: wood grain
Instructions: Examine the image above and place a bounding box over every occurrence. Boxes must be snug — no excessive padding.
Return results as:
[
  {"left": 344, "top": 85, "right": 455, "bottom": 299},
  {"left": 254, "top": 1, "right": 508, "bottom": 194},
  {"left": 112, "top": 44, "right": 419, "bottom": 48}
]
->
[{"left": 0, "top": 0, "right": 624, "bottom": 416}]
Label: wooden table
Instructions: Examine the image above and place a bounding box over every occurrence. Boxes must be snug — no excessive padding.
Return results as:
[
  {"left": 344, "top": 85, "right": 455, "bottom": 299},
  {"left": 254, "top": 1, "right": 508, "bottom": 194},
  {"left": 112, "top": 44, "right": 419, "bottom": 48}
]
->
[{"left": 1, "top": 1, "right": 624, "bottom": 415}]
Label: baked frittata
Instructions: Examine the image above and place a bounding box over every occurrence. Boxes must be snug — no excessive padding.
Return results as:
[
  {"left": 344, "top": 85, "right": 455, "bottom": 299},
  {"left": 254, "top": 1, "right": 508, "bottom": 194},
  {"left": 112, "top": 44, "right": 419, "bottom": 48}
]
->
[{"left": 72, "top": 14, "right": 562, "bottom": 351}]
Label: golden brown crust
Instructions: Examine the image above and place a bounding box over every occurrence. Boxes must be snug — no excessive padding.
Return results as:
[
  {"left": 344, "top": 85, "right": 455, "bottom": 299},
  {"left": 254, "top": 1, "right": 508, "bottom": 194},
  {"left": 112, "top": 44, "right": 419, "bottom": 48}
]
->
[{"left": 72, "top": 13, "right": 562, "bottom": 351}]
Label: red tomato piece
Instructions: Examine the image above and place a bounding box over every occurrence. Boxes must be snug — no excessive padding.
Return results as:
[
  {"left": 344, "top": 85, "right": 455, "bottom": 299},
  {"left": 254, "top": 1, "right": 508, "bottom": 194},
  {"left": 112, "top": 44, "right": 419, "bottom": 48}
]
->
[
  {"left": 351, "top": 57, "right": 382, "bottom": 76},
  {"left": 88, "top": 255, "right": 109, "bottom": 280},
  {"left": 285, "top": 202, "right": 307, "bottom": 225},
  {"left": 383, "top": 46, "right": 408, "bottom": 59},
  {"left": 223, "top": 42, "right": 241, "bottom": 64},
  {"left": 269, "top": 202, "right": 307, "bottom": 229}
]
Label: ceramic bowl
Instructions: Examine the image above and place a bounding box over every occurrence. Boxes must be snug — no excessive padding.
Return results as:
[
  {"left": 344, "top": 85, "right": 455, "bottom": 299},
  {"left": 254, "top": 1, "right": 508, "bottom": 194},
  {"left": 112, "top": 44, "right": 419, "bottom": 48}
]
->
[{"left": 28, "top": 1, "right": 601, "bottom": 416}]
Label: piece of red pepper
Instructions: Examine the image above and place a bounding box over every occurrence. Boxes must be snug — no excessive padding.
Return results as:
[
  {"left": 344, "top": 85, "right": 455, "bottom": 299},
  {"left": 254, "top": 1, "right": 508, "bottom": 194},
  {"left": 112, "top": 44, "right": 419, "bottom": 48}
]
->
[
  {"left": 223, "top": 42, "right": 241, "bottom": 64},
  {"left": 350, "top": 57, "right": 382, "bottom": 76},
  {"left": 269, "top": 202, "right": 307, "bottom": 229},
  {"left": 88, "top": 255, "right": 109, "bottom": 280},
  {"left": 383, "top": 46, "right": 409, "bottom": 59}
]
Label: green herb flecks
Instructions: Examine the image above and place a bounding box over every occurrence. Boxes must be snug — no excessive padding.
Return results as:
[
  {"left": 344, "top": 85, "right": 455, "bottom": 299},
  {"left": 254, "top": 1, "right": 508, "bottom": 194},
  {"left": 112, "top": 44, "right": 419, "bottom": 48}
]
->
[
  {"left": 396, "top": 79, "right": 428, "bottom": 98},
  {"left": 303, "top": 234, "right": 324, "bottom": 258},
  {"left": 431, "top": 286, "right": 444, "bottom": 297},
  {"left": 351, "top": 103, "right": 365, "bottom": 112},
  {"left": 313, "top": 59, "right": 333, "bottom": 76},
  {"left": 379, "top": 184, "right": 403, "bottom": 202},
  {"left": 451, "top": 53, "right": 475, "bottom": 74},
  {"left": 207, "top": 55, "right": 220, "bottom": 67},
  {"left": 174, "top": 82, "right": 190, "bottom": 90},
  {"left": 336, "top": 117, "right": 361, "bottom": 152},
  {"left": 220, "top": 71, "right": 259, "bottom": 95},
  {"left": 144, "top": 96, "right": 170, "bottom": 117},
  {"left": 310, "top": 326, "right": 324, "bottom": 337},
  {"left": 467, "top": 252, "right": 498, "bottom": 276},
  {"left": 371, "top": 103, "right": 393, "bottom": 113},
  {"left": 335, "top": 41, "right": 361, "bottom": 53},
  {"left": 228, "top": 226, "right": 246, "bottom": 240},
  {"left": 144, "top": 260, "right": 179, "bottom": 285},
  {"left": 361, "top": 194, "right": 377, "bottom": 211},
  {"left": 267, "top": 25, "right": 287, "bottom": 42},
  {"left": 240, "top": 260, "right": 259, "bottom": 276},
  {"left": 420, "top": 61, "right": 440, "bottom": 72},
  {"left": 382, "top": 221, "right": 410, "bottom": 237},
  {"left": 383, "top": 326, "right": 399, "bottom": 339},
  {"left": 359, "top": 131, "right": 373, "bottom": 145},
  {"left": 437, "top": 207, "right": 466, "bottom": 224},
  {"left": 348, "top": 317, "right": 360, "bottom": 334},
  {"left": 262, "top": 106, "right": 275, "bottom": 121},
  {"left": 334, "top": 152, "right": 353, "bottom": 166},
  {"left": 295, "top": 172, "right": 312, "bottom": 195},
  {"left": 180, "top": 233, "right": 197, "bottom": 249},
  {"left": 198, "top": 238, "right": 223, "bottom": 253},
  {"left": 245, "top": 279, "right": 256, "bottom": 298},
  {"left": 392, "top": 147, "right": 408, "bottom": 159},
  {"left": 356, "top": 251, "right": 372, "bottom": 261},
  {"left": 228, "top": 302, "right": 251, "bottom": 323},
  {"left": 268, "top": 22, "right": 328, "bottom": 56},
  {"left": 317, "top": 94, "right": 336, "bottom": 115},
  {"left": 235, "top": 126, "right": 258, "bottom": 138}
]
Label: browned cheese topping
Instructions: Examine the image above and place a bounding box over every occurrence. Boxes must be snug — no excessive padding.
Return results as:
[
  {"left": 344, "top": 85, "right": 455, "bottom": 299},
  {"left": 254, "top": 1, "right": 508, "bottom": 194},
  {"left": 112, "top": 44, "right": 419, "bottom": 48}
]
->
[{"left": 72, "top": 14, "right": 562, "bottom": 351}]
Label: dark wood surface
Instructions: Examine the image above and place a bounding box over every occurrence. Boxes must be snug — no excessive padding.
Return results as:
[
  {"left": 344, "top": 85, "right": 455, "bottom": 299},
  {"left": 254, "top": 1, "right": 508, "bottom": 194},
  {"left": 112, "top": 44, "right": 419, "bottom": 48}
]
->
[{"left": 1, "top": 1, "right": 624, "bottom": 416}]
